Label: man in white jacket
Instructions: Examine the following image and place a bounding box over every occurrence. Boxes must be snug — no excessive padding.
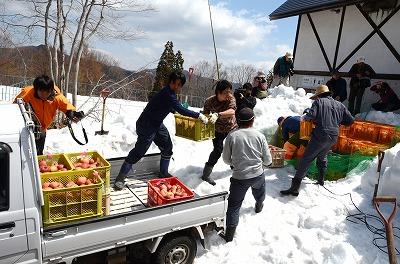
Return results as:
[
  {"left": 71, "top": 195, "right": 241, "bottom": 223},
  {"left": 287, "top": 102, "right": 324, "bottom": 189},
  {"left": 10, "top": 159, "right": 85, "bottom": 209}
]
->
[{"left": 221, "top": 107, "right": 272, "bottom": 242}]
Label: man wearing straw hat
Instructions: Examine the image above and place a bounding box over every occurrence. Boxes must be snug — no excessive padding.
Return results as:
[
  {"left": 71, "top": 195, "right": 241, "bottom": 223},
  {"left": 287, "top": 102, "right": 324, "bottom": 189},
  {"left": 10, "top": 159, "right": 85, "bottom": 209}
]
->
[{"left": 281, "top": 85, "right": 354, "bottom": 196}]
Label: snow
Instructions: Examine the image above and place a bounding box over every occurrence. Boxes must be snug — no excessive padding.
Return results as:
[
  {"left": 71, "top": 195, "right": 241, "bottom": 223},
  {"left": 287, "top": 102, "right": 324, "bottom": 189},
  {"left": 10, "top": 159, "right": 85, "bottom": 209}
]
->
[
  {"left": 357, "top": 110, "right": 400, "bottom": 127},
  {"left": 2, "top": 83, "right": 400, "bottom": 263}
]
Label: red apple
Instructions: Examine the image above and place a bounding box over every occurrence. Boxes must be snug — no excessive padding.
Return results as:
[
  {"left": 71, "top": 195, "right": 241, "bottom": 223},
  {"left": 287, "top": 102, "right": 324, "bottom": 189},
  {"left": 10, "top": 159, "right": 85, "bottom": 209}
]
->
[
  {"left": 57, "top": 164, "right": 64, "bottom": 170},
  {"left": 39, "top": 160, "right": 47, "bottom": 167}
]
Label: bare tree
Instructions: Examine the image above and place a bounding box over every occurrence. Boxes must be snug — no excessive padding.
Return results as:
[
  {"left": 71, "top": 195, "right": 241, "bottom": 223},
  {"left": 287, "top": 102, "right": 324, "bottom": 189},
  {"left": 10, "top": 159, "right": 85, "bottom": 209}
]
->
[{"left": 228, "top": 64, "right": 256, "bottom": 85}]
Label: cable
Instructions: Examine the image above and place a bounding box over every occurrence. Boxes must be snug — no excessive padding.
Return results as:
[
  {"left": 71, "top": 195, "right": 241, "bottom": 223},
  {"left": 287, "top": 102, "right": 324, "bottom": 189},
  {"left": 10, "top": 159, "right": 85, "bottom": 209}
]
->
[{"left": 319, "top": 185, "right": 400, "bottom": 256}]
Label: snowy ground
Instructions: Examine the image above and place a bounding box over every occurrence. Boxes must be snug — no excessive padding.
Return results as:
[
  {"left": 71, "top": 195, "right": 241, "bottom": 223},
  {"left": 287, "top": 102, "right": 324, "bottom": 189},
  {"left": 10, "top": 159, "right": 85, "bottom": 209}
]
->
[{"left": 2, "top": 84, "right": 400, "bottom": 263}]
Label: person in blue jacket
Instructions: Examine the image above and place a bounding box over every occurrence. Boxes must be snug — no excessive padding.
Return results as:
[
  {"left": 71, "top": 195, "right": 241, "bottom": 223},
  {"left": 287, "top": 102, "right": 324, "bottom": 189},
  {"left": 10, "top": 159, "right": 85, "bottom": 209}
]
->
[
  {"left": 114, "top": 72, "right": 209, "bottom": 190},
  {"left": 280, "top": 85, "right": 354, "bottom": 196}
]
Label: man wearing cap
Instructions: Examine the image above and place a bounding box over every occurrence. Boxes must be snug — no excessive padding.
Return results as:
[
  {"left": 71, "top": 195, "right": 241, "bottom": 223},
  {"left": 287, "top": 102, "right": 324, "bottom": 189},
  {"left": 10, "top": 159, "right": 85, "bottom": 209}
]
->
[
  {"left": 281, "top": 85, "right": 354, "bottom": 196},
  {"left": 221, "top": 108, "right": 272, "bottom": 242},
  {"left": 271, "top": 52, "right": 294, "bottom": 88},
  {"left": 348, "top": 57, "right": 376, "bottom": 115},
  {"left": 326, "top": 71, "right": 347, "bottom": 103},
  {"left": 251, "top": 72, "right": 268, "bottom": 99},
  {"left": 277, "top": 116, "right": 308, "bottom": 160}
]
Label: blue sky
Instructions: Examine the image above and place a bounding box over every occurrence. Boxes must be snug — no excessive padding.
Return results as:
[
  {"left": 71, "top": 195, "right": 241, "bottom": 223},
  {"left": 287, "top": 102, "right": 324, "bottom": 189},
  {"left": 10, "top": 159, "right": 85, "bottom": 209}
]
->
[{"left": 93, "top": 0, "right": 297, "bottom": 72}]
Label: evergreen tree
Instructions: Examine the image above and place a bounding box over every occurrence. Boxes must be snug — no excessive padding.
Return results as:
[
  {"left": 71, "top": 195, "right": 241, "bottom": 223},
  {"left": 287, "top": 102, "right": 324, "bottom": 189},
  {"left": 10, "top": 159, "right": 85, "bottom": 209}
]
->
[
  {"left": 152, "top": 41, "right": 175, "bottom": 92},
  {"left": 174, "top": 50, "right": 184, "bottom": 72}
]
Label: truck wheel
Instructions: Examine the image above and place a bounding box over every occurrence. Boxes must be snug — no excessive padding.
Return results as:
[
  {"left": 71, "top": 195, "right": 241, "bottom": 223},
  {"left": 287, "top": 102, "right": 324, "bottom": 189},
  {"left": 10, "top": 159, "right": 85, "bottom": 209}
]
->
[{"left": 153, "top": 235, "right": 197, "bottom": 264}]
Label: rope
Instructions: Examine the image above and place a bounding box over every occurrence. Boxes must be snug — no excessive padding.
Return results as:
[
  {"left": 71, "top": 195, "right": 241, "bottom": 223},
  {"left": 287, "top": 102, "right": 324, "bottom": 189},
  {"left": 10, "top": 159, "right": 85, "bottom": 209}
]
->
[{"left": 207, "top": 0, "right": 220, "bottom": 80}]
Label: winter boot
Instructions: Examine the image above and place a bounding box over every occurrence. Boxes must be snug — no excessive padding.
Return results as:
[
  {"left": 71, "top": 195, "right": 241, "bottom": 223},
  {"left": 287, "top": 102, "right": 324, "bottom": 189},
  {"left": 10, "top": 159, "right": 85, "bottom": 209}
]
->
[
  {"left": 280, "top": 178, "right": 302, "bottom": 196},
  {"left": 219, "top": 226, "right": 236, "bottom": 242},
  {"left": 255, "top": 202, "right": 264, "bottom": 213},
  {"left": 316, "top": 168, "right": 326, "bottom": 186},
  {"left": 201, "top": 164, "right": 216, "bottom": 186},
  {"left": 159, "top": 158, "right": 173, "bottom": 178},
  {"left": 113, "top": 161, "right": 133, "bottom": 191}
]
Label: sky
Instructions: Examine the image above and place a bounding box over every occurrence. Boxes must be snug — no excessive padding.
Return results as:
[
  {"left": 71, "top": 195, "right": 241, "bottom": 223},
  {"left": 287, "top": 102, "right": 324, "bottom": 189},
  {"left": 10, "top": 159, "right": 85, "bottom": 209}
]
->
[{"left": 93, "top": 0, "right": 297, "bottom": 72}]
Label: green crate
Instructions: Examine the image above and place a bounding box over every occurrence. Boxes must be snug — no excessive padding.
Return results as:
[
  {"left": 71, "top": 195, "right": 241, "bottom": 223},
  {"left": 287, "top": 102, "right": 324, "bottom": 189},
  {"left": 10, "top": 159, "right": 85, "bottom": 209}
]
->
[
  {"left": 41, "top": 169, "right": 103, "bottom": 226},
  {"left": 65, "top": 151, "right": 110, "bottom": 194},
  {"left": 37, "top": 154, "right": 74, "bottom": 174},
  {"left": 174, "top": 114, "right": 215, "bottom": 141}
]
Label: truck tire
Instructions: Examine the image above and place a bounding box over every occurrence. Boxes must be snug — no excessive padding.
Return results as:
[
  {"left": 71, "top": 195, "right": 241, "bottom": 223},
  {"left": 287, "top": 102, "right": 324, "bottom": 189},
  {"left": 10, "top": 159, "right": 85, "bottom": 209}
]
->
[{"left": 153, "top": 235, "right": 197, "bottom": 264}]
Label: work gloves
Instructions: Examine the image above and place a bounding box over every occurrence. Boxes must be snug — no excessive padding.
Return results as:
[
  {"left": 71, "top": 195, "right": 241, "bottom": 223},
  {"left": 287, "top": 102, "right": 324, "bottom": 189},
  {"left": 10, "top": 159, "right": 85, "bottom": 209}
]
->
[
  {"left": 198, "top": 113, "right": 209, "bottom": 124},
  {"left": 209, "top": 112, "right": 219, "bottom": 124},
  {"left": 66, "top": 110, "right": 85, "bottom": 122}
]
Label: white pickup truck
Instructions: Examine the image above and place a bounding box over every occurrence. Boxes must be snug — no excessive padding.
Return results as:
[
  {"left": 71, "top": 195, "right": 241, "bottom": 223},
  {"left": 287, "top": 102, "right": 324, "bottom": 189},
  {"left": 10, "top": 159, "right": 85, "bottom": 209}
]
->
[{"left": 0, "top": 101, "right": 227, "bottom": 264}]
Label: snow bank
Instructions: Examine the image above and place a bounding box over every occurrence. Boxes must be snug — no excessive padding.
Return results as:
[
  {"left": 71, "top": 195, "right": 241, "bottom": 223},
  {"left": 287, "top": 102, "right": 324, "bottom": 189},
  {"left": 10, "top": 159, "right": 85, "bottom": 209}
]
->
[
  {"left": 357, "top": 110, "right": 400, "bottom": 126},
  {"left": 32, "top": 85, "right": 400, "bottom": 263}
]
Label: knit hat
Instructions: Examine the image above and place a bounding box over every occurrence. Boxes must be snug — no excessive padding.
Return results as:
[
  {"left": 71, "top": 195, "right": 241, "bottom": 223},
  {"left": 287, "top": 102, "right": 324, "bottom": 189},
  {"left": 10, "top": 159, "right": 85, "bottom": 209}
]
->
[
  {"left": 238, "top": 108, "right": 255, "bottom": 122},
  {"left": 277, "top": 116, "right": 285, "bottom": 125}
]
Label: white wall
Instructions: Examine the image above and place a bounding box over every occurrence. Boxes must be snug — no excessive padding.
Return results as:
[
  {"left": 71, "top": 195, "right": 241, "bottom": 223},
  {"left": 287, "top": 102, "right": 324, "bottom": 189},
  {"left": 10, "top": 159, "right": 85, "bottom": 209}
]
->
[{"left": 292, "top": 5, "right": 400, "bottom": 113}]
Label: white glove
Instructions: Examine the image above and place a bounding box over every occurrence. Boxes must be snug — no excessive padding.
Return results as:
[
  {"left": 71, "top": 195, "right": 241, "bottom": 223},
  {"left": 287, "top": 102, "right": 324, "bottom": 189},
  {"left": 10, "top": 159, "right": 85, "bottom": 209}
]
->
[
  {"left": 209, "top": 112, "right": 219, "bottom": 124},
  {"left": 198, "top": 113, "right": 208, "bottom": 124}
]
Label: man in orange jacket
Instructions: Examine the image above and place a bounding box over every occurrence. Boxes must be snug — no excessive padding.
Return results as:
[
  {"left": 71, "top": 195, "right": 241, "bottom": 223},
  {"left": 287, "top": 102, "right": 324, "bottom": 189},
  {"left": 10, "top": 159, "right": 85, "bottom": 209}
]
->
[{"left": 14, "top": 75, "right": 83, "bottom": 155}]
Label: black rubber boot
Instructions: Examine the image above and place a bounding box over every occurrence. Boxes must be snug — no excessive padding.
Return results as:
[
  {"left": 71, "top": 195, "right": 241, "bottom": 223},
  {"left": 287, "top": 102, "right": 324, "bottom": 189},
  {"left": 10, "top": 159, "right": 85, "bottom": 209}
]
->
[
  {"left": 201, "top": 164, "right": 216, "bottom": 186},
  {"left": 316, "top": 169, "right": 326, "bottom": 186},
  {"left": 219, "top": 226, "right": 236, "bottom": 242},
  {"left": 280, "top": 178, "right": 302, "bottom": 196},
  {"left": 255, "top": 202, "right": 264, "bottom": 213},
  {"left": 113, "top": 161, "right": 132, "bottom": 191}
]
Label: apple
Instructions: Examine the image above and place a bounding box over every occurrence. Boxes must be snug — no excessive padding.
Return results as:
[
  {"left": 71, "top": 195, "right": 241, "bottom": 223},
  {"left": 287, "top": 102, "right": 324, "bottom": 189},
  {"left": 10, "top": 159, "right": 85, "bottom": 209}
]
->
[
  {"left": 85, "top": 179, "right": 92, "bottom": 185},
  {"left": 42, "top": 182, "right": 50, "bottom": 188},
  {"left": 57, "top": 164, "right": 64, "bottom": 170},
  {"left": 50, "top": 182, "right": 59, "bottom": 189},
  {"left": 80, "top": 157, "right": 90, "bottom": 164},
  {"left": 81, "top": 163, "right": 90, "bottom": 169},
  {"left": 77, "top": 177, "right": 87, "bottom": 186},
  {"left": 50, "top": 165, "right": 58, "bottom": 172},
  {"left": 39, "top": 160, "right": 47, "bottom": 167},
  {"left": 89, "top": 158, "right": 95, "bottom": 164}
]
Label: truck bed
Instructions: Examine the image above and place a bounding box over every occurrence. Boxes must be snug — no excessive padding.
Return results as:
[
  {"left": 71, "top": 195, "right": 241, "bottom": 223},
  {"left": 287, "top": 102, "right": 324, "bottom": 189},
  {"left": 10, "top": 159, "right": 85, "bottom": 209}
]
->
[{"left": 41, "top": 154, "right": 227, "bottom": 263}]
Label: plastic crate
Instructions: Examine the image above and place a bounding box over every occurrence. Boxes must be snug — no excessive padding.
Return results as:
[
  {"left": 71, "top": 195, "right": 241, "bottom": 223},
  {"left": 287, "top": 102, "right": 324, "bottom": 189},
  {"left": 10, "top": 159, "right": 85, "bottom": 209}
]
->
[
  {"left": 174, "top": 114, "right": 215, "bottom": 141},
  {"left": 41, "top": 169, "right": 103, "bottom": 226},
  {"left": 268, "top": 145, "right": 286, "bottom": 168},
  {"left": 300, "top": 120, "right": 314, "bottom": 140},
  {"left": 147, "top": 177, "right": 194, "bottom": 206},
  {"left": 102, "top": 193, "right": 110, "bottom": 216},
  {"left": 65, "top": 151, "right": 111, "bottom": 194},
  {"left": 37, "top": 154, "right": 73, "bottom": 174}
]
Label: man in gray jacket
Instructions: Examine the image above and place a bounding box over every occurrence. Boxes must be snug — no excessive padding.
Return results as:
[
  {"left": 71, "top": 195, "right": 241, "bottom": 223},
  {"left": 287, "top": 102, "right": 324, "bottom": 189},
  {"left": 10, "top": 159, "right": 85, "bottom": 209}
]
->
[
  {"left": 221, "top": 108, "right": 272, "bottom": 242},
  {"left": 281, "top": 85, "right": 354, "bottom": 197}
]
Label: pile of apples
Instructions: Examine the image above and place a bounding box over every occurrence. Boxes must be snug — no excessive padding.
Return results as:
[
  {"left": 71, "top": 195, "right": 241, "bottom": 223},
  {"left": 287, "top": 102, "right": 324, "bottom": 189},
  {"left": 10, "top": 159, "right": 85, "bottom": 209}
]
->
[
  {"left": 42, "top": 171, "right": 99, "bottom": 191},
  {"left": 153, "top": 182, "right": 189, "bottom": 200},
  {"left": 73, "top": 154, "right": 100, "bottom": 170},
  {"left": 39, "top": 159, "right": 68, "bottom": 173}
]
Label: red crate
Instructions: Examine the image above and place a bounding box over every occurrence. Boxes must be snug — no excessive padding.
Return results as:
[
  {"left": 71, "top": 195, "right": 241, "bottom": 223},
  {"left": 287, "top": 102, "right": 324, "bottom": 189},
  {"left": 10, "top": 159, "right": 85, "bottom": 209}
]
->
[{"left": 147, "top": 177, "right": 194, "bottom": 206}]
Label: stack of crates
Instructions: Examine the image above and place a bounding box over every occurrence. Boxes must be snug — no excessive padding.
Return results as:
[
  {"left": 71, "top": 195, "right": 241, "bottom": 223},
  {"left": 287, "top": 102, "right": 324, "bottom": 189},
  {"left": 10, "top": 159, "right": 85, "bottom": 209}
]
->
[
  {"left": 65, "top": 152, "right": 111, "bottom": 216},
  {"left": 174, "top": 114, "right": 215, "bottom": 141},
  {"left": 300, "top": 120, "right": 315, "bottom": 140},
  {"left": 333, "top": 121, "right": 395, "bottom": 156}
]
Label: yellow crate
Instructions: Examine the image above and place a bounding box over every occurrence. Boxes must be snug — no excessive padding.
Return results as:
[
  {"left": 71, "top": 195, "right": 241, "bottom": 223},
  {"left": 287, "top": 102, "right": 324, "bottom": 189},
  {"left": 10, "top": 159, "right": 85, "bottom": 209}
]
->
[
  {"left": 102, "top": 193, "right": 110, "bottom": 216},
  {"left": 37, "top": 154, "right": 74, "bottom": 174},
  {"left": 65, "top": 151, "right": 111, "bottom": 194},
  {"left": 174, "top": 114, "right": 215, "bottom": 141},
  {"left": 41, "top": 170, "right": 103, "bottom": 226}
]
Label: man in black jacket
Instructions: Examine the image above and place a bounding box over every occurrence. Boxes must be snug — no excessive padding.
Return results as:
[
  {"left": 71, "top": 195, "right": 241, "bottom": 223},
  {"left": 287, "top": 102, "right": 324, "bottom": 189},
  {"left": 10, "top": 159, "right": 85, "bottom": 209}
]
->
[
  {"left": 234, "top": 83, "right": 257, "bottom": 114},
  {"left": 326, "top": 71, "right": 347, "bottom": 103},
  {"left": 348, "top": 57, "right": 375, "bottom": 115},
  {"left": 280, "top": 85, "right": 354, "bottom": 196}
]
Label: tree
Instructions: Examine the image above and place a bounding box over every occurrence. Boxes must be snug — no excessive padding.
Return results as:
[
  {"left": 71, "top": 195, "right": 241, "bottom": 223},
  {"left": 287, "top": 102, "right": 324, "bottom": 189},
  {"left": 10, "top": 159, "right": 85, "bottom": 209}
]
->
[
  {"left": 151, "top": 41, "right": 185, "bottom": 95},
  {"left": 1, "top": 0, "right": 153, "bottom": 105},
  {"left": 228, "top": 64, "right": 256, "bottom": 85}
]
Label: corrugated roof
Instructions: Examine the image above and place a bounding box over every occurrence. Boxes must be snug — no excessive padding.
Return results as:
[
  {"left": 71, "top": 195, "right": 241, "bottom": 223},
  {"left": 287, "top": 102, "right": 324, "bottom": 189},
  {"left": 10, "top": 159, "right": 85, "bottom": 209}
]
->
[{"left": 269, "top": 0, "right": 365, "bottom": 20}]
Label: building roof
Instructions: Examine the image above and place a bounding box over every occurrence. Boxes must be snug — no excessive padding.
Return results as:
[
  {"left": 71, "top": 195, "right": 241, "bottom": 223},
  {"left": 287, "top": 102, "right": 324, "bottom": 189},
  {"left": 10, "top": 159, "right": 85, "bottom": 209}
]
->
[{"left": 269, "top": 0, "right": 365, "bottom": 20}]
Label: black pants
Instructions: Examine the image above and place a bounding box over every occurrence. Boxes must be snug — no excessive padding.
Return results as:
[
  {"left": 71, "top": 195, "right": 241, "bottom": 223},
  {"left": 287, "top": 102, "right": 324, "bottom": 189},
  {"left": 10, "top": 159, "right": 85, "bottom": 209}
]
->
[
  {"left": 348, "top": 81, "right": 368, "bottom": 115},
  {"left": 125, "top": 120, "right": 173, "bottom": 164},
  {"left": 35, "top": 131, "right": 46, "bottom": 155},
  {"left": 226, "top": 174, "right": 265, "bottom": 227},
  {"left": 206, "top": 132, "right": 229, "bottom": 167}
]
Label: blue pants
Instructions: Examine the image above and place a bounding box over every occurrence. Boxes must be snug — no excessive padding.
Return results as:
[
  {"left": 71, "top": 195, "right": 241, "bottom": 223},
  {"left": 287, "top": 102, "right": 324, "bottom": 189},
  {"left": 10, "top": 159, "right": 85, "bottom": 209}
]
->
[
  {"left": 226, "top": 174, "right": 266, "bottom": 228},
  {"left": 294, "top": 131, "right": 337, "bottom": 180},
  {"left": 125, "top": 120, "right": 173, "bottom": 164}
]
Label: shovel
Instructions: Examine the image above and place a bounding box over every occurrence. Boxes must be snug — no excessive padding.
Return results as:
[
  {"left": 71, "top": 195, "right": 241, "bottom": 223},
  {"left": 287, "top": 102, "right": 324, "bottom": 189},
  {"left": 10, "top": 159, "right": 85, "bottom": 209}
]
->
[
  {"left": 373, "top": 151, "right": 385, "bottom": 198},
  {"left": 95, "top": 88, "right": 110, "bottom": 136},
  {"left": 373, "top": 196, "right": 398, "bottom": 264}
]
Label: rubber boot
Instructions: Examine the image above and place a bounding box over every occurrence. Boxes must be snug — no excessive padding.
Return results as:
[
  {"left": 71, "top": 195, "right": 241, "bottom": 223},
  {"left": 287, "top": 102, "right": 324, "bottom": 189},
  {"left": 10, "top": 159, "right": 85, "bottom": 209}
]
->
[
  {"left": 219, "top": 226, "right": 236, "bottom": 242},
  {"left": 201, "top": 164, "right": 216, "bottom": 186},
  {"left": 113, "top": 161, "right": 132, "bottom": 191},
  {"left": 316, "top": 168, "right": 326, "bottom": 186},
  {"left": 159, "top": 158, "right": 172, "bottom": 178},
  {"left": 255, "top": 202, "right": 264, "bottom": 213},
  {"left": 280, "top": 178, "right": 302, "bottom": 196}
]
